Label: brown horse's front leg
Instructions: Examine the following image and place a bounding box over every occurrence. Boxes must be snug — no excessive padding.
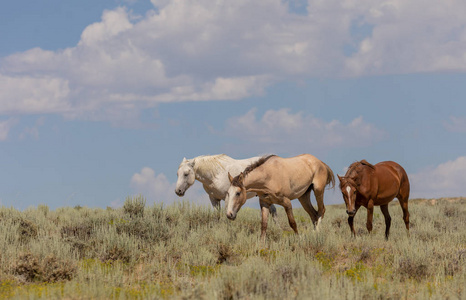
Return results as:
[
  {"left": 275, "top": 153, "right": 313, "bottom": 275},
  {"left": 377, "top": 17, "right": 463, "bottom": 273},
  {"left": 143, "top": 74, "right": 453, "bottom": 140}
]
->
[
  {"left": 348, "top": 205, "right": 361, "bottom": 237},
  {"left": 283, "top": 199, "right": 298, "bottom": 234},
  {"left": 366, "top": 200, "right": 374, "bottom": 233},
  {"left": 259, "top": 200, "right": 270, "bottom": 241}
]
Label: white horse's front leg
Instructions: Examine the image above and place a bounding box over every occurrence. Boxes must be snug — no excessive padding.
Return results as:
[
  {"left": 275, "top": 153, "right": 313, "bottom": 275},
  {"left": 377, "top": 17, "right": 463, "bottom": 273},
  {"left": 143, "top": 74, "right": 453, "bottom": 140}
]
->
[
  {"left": 209, "top": 195, "right": 221, "bottom": 211},
  {"left": 259, "top": 199, "right": 270, "bottom": 242}
]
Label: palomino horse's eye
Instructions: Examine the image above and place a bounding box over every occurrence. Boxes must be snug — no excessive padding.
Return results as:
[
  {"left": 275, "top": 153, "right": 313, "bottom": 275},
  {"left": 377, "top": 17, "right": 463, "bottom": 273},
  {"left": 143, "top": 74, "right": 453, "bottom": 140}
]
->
[{"left": 236, "top": 192, "right": 240, "bottom": 197}]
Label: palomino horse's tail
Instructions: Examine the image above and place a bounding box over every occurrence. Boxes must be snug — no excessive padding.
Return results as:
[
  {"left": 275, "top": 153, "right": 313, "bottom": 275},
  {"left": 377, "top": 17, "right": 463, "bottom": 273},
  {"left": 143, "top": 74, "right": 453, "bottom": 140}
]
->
[{"left": 323, "top": 162, "right": 335, "bottom": 189}]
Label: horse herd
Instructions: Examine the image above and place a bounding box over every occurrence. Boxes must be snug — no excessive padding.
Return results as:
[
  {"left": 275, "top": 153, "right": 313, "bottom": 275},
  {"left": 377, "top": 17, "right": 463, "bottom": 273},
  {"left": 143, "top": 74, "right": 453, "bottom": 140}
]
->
[{"left": 175, "top": 154, "right": 410, "bottom": 241}]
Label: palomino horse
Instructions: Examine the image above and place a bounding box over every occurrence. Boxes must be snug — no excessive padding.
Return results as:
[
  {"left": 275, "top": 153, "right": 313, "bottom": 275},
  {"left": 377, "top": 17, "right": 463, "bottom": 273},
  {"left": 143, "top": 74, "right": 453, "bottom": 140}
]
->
[
  {"left": 225, "top": 154, "right": 335, "bottom": 240},
  {"left": 175, "top": 154, "right": 278, "bottom": 218},
  {"left": 338, "top": 160, "right": 410, "bottom": 239}
]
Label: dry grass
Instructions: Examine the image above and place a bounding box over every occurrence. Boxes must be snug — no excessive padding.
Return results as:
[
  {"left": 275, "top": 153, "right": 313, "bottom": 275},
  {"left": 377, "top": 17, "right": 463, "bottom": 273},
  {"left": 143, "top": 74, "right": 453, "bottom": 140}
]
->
[{"left": 0, "top": 196, "right": 465, "bottom": 299}]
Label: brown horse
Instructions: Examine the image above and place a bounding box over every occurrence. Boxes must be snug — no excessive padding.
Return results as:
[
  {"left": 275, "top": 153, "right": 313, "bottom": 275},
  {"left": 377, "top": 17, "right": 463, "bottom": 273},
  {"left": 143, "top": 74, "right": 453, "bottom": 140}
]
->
[
  {"left": 337, "top": 160, "right": 410, "bottom": 239},
  {"left": 225, "top": 154, "right": 335, "bottom": 240}
]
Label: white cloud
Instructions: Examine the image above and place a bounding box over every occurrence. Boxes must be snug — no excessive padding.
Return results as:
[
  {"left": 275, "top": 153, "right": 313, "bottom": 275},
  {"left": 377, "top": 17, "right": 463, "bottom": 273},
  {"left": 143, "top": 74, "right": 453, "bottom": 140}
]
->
[
  {"left": 19, "top": 117, "right": 45, "bottom": 140},
  {"left": 0, "top": 118, "right": 18, "bottom": 141},
  {"left": 130, "top": 167, "right": 208, "bottom": 205},
  {"left": 222, "top": 108, "right": 385, "bottom": 154},
  {"left": 1, "top": 1, "right": 466, "bottom": 122},
  {"left": 444, "top": 116, "right": 466, "bottom": 133},
  {"left": 345, "top": 0, "right": 466, "bottom": 76},
  {"left": 410, "top": 156, "right": 466, "bottom": 198}
]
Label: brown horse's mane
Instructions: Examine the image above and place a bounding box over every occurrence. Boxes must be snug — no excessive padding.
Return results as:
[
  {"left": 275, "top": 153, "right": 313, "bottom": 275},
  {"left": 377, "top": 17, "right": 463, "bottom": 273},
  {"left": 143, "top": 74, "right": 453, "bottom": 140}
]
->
[
  {"left": 231, "top": 155, "right": 276, "bottom": 187},
  {"left": 341, "top": 159, "right": 375, "bottom": 187}
]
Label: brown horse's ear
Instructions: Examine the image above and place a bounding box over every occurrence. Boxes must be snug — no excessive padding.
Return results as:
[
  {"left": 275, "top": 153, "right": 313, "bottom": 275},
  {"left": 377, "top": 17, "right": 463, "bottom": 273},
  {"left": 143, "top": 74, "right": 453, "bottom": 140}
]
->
[
  {"left": 337, "top": 174, "right": 343, "bottom": 181},
  {"left": 228, "top": 172, "right": 234, "bottom": 183}
]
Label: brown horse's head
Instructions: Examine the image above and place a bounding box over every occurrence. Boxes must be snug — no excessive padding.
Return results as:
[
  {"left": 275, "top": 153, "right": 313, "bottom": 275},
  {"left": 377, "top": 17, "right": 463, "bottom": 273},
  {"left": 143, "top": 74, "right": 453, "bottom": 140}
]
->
[
  {"left": 225, "top": 172, "right": 248, "bottom": 220},
  {"left": 338, "top": 175, "right": 358, "bottom": 216}
]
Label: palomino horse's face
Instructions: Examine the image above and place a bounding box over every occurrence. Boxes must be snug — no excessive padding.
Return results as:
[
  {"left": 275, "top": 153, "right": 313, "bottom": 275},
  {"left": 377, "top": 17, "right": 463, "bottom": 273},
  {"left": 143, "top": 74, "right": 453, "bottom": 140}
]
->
[
  {"left": 225, "top": 172, "right": 247, "bottom": 220},
  {"left": 175, "top": 158, "right": 196, "bottom": 196},
  {"left": 338, "top": 175, "right": 357, "bottom": 216}
]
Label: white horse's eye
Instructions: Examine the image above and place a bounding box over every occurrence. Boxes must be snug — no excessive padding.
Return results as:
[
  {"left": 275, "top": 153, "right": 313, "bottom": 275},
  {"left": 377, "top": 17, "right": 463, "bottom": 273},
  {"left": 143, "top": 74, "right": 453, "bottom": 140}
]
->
[{"left": 184, "top": 173, "right": 188, "bottom": 177}]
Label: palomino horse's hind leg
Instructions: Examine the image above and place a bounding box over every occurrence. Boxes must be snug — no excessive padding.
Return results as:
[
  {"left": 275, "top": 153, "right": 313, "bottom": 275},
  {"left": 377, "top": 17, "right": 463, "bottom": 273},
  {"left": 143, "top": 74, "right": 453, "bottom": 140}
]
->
[
  {"left": 298, "top": 192, "right": 318, "bottom": 228},
  {"left": 313, "top": 187, "right": 326, "bottom": 230},
  {"left": 380, "top": 204, "right": 391, "bottom": 240}
]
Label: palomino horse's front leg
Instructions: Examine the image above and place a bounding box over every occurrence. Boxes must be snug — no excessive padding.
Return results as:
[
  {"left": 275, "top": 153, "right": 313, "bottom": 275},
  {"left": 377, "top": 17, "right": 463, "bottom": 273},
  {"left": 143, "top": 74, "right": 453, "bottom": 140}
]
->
[
  {"left": 366, "top": 200, "right": 374, "bottom": 233},
  {"left": 259, "top": 200, "right": 270, "bottom": 241},
  {"left": 283, "top": 198, "right": 298, "bottom": 234}
]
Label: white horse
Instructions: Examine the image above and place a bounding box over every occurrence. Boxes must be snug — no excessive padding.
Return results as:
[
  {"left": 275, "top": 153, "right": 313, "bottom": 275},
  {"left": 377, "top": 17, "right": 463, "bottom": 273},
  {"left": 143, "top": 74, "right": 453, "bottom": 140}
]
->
[{"left": 175, "top": 154, "right": 278, "bottom": 217}]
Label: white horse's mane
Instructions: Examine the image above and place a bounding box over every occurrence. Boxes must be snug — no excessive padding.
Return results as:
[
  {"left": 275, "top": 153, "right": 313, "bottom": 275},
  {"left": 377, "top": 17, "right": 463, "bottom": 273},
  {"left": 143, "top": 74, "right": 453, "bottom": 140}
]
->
[
  {"left": 194, "top": 154, "right": 234, "bottom": 177},
  {"left": 188, "top": 154, "right": 235, "bottom": 178}
]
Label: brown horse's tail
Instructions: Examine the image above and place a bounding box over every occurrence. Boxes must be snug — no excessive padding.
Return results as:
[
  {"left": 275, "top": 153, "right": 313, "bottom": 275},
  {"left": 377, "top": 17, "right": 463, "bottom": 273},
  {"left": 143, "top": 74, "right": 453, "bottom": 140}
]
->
[{"left": 323, "top": 162, "right": 335, "bottom": 189}]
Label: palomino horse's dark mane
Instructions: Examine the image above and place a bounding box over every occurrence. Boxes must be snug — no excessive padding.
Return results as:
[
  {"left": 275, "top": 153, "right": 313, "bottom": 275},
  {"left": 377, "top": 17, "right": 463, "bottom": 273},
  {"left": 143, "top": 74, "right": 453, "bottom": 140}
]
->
[
  {"left": 231, "top": 154, "right": 276, "bottom": 187},
  {"left": 340, "top": 159, "right": 375, "bottom": 187}
]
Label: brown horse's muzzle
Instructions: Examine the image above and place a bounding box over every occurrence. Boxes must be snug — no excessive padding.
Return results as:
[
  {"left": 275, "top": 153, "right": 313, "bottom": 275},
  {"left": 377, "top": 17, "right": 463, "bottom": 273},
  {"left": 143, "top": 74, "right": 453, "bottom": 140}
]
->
[{"left": 346, "top": 209, "right": 356, "bottom": 216}]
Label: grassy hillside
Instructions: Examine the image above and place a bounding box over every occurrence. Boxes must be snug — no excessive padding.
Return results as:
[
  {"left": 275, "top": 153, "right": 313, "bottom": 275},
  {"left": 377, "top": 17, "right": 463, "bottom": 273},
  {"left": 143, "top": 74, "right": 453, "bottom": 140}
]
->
[{"left": 0, "top": 196, "right": 465, "bottom": 299}]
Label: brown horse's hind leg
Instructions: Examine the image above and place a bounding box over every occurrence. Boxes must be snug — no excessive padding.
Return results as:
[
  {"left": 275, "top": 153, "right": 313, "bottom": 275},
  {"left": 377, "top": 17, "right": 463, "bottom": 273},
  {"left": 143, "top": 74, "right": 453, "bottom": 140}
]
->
[
  {"left": 398, "top": 197, "right": 410, "bottom": 233},
  {"left": 380, "top": 204, "right": 391, "bottom": 240},
  {"left": 398, "top": 173, "right": 410, "bottom": 235},
  {"left": 298, "top": 192, "right": 318, "bottom": 228}
]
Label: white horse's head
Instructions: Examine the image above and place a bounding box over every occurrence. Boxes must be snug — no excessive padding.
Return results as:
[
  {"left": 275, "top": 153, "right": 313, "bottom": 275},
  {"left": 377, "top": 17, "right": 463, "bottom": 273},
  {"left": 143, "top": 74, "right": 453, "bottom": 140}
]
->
[
  {"left": 175, "top": 158, "right": 196, "bottom": 196},
  {"left": 225, "top": 172, "right": 247, "bottom": 220}
]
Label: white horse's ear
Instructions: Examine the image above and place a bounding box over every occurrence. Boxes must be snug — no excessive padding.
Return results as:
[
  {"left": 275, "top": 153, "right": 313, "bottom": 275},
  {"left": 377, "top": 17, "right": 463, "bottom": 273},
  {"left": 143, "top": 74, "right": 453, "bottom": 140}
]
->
[
  {"left": 228, "top": 172, "right": 234, "bottom": 183},
  {"left": 182, "top": 157, "right": 187, "bottom": 163}
]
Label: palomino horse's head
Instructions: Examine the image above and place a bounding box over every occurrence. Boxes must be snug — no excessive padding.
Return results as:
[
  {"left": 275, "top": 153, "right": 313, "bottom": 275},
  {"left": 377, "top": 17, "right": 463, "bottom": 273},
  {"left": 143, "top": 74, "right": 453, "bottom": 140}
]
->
[
  {"left": 175, "top": 158, "right": 196, "bottom": 196},
  {"left": 225, "top": 172, "right": 248, "bottom": 220},
  {"left": 337, "top": 175, "right": 357, "bottom": 216}
]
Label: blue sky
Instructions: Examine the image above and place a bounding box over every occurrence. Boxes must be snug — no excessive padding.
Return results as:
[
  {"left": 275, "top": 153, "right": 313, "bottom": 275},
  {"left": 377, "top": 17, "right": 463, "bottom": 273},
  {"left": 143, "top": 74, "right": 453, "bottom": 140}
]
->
[{"left": 1, "top": 0, "right": 465, "bottom": 209}]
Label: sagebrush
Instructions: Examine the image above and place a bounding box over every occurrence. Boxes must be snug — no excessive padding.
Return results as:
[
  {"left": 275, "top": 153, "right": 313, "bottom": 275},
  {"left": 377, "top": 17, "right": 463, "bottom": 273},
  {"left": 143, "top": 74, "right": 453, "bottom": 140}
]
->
[{"left": 0, "top": 197, "right": 465, "bottom": 299}]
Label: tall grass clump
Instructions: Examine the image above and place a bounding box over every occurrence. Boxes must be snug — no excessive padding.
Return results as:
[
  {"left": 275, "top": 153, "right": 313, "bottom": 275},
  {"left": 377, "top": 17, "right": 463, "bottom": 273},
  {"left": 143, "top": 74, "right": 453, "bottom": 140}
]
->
[
  {"left": 123, "top": 195, "right": 146, "bottom": 218},
  {"left": 0, "top": 197, "right": 465, "bottom": 299}
]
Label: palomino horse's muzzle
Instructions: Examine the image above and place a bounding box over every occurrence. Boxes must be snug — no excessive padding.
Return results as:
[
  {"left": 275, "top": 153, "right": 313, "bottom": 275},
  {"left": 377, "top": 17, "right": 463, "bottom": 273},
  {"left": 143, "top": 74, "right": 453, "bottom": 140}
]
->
[{"left": 226, "top": 211, "right": 236, "bottom": 220}]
